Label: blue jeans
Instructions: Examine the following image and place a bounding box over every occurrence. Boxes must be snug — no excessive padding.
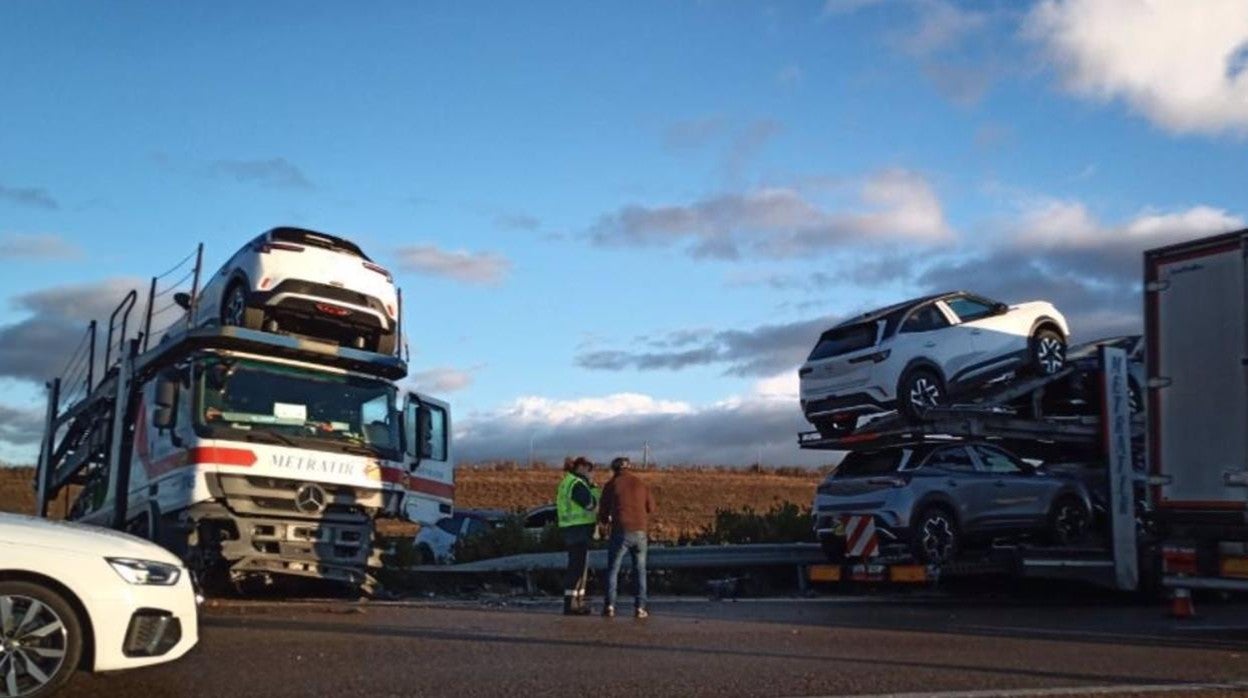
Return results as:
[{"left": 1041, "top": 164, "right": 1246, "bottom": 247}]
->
[{"left": 605, "top": 530, "right": 648, "bottom": 610}]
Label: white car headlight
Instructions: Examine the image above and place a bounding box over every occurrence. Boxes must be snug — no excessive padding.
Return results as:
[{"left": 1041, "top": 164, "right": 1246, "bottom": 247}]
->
[{"left": 107, "top": 557, "right": 182, "bottom": 586}]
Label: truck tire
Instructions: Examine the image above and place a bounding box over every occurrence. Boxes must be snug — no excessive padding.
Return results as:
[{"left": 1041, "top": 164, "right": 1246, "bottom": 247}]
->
[
  {"left": 911, "top": 506, "right": 958, "bottom": 564},
  {"left": 220, "top": 283, "right": 265, "bottom": 331},
  {"left": 1030, "top": 328, "right": 1066, "bottom": 376},
  {"left": 0, "top": 580, "right": 85, "bottom": 698},
  {"left": 898, "top": 368, "right": 944, "bottom": 421}
]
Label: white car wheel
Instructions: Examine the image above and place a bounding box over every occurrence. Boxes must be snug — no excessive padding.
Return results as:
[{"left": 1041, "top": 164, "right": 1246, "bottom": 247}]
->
[
  {"left": 1032, "top": 330, "right": 1066, "bottom": 376},
  {"left": 220, "top": 284, "right": 265, "bottom": 331},
  {"left": 899, "top": 369, "right": 944, "bottom": 419},
  {"left": 0, "top": 582, "right": 82, "bottom": 698}
]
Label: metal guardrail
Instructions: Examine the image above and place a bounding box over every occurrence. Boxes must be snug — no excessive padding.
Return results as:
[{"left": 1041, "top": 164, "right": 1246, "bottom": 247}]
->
[{"left": 411, "top": 543, "right": 826, "bottom": 574}]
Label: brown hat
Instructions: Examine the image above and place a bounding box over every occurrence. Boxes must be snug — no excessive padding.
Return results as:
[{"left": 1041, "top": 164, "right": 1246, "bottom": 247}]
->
[{"left": 564, "top": 456, "right": 594, "bottom": 473}]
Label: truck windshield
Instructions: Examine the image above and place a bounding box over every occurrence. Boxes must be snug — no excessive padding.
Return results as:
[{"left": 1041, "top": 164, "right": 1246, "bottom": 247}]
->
[{"left": 194, "top": 356, "right": 399, "bottom": 458}]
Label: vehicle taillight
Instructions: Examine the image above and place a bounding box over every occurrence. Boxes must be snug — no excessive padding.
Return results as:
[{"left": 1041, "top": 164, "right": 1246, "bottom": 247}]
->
[
  {"left": 385, "top": 303, "right": 396, "bottom": 319},
  {"left": 252, "top": 242, "right": 305, "bottom": 254},
  {"left": 363, "top": 261, "right": 393, "bottom": 282},
  {"left": 315, "top": 303, "right": 352, "bottom": 317}
]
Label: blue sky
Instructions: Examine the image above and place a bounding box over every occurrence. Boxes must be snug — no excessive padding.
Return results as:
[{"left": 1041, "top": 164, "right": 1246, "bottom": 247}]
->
[{"left": 1, "top": 0, "right": 1247, "bottom": 465}]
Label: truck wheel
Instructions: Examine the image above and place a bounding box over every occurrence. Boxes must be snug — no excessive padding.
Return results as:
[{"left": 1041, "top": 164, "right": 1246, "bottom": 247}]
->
[
  {"left": 0, "top": 581, "right": 85, "bottom": 698},
  {"left": 898, "top": 369, "right": 944, "bottom": 420},
  {"left": 220, "top": 283, "right": 264, "bottom": 331},
  {"left": 1048, "top": 495, "right": 1090, "bottom": 546},
  {"left": 1030, "top": 328, "right": 1066, "bottom": 376},
  {"left": 911, "top": 507, "right": 958, "bottom": 564}
]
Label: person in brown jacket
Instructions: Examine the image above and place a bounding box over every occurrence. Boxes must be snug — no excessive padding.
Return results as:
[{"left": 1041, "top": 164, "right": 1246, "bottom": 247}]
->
[{"left": 597, "top": 456, "right": 655, "bottom": 618}]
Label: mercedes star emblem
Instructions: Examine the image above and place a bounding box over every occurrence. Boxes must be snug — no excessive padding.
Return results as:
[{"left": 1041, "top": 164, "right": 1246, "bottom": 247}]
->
[{"left": 294, "top": 483, "right": 328, "bottom": 514}]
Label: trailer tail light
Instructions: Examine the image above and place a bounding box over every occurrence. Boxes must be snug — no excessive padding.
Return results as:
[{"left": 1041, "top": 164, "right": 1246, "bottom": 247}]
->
[
  {"left": 1162, "top": 547, "right": 1198, "bottom": 576},
  {"left": 363, "top": 262, "right": 393, "bottom": 282},
  {"left": 259, "top": 277, "right": 272, "bottom": 290},
  {"left": 315, "top": 303, "right": 352, "bottom": 318},
  {"left": 385, "top": 303, "right": 396, "bottom": 319},
  {"left": 252, "top": 242, "right": 305, "bottom": 254}
]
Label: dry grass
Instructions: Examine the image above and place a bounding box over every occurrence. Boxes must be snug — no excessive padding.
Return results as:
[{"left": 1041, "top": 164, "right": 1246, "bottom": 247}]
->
[{"left": 1, "top": 464, "right": 824, "bottom": 540}]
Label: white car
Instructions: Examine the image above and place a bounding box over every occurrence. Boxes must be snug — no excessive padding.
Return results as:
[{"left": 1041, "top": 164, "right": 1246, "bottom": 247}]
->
[
  {"left": 799, "top": 291, "right": 1070, "bottom": 436},
  {"left": 414, "top": 505, "right": 558, "bottom": 564},
  {"left": 0, "top": 513, "right": 199, "bottom": 697},
  {"left": 189, "top": 227, "right": 400, "bottom": 355}
]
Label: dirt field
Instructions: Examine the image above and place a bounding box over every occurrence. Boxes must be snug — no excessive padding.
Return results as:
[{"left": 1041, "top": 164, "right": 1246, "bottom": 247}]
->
[{"left": 0, "top": 465, "right": 822, "bottom": 539}]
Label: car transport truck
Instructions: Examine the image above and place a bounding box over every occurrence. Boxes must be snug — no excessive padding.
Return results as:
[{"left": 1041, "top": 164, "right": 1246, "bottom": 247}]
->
[
  {"left": 33, "top": 244, "right": 453, "bottom": 593},
  {"left": 800, "top": 227, "right": 1248, "bottom": 598}
]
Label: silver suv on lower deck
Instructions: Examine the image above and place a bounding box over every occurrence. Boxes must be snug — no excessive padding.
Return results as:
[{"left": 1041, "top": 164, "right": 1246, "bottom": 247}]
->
[{"left": 813, "top": 441, "right": 1093, "bottom": 564}]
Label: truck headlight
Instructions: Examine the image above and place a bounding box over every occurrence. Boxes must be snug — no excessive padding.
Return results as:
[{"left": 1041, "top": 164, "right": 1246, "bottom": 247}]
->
[{"left": 107, "top": 558, "right": 182, "bottom": 586}]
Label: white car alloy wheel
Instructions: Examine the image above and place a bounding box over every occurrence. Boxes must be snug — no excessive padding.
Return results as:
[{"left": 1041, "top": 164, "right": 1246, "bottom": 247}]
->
[
  {"left": 909, "top": 376, "right": 941, "bottom": 408},
  {"left": 1035, "top": 333, "right": 1065, "bottom": 375},
  {"left": 0, "top": 594, "right": 69, "bottom": 698}
]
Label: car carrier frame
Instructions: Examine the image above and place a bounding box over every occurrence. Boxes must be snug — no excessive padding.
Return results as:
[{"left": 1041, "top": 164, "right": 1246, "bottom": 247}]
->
[{"left": 799, "top": 344, "right": 1150, "bottom": 591}]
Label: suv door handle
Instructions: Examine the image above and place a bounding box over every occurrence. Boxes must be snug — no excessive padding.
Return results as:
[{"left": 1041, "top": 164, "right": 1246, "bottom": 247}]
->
[
  {"left": 971, "top": 329, "right": 982, "bottom": 335},
  {"left": 946, "top": 480, "right": 958, "bottom": 487},
  {"left": 993, "top": 480, "right": 1006, "bottom": 487},
  {"left": 924, "top": 342, "right": 937, "bottom": 348}
]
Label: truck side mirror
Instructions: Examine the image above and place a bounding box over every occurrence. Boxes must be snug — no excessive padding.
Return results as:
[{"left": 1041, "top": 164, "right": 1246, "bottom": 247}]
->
[
  {"left": 173, "top": 292, "right": 192, "bottom": 311},
  {"left": 153, "top": 374, "right": 179, "bottom": 430}
]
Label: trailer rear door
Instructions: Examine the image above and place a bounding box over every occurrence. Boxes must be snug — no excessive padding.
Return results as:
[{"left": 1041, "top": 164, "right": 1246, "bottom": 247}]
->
[{"left": 1146, "top": 232, "right": 1248, "bottom": 512}]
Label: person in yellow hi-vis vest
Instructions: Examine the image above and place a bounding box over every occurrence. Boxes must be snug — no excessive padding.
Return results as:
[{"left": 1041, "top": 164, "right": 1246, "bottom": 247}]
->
[{"left": 556, "top": 456, "right": 601, "bottom": 615}]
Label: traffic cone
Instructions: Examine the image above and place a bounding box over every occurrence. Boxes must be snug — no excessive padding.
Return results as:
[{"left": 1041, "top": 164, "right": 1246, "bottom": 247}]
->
[{"left": 1170, "top": 587, "right": 1195, "bottom": 619}]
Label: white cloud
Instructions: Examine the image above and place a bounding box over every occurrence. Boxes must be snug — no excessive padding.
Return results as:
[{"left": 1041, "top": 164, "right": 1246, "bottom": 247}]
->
[
  {"left": 589, "top": 168, "right": 952, "bottom": 260},
  {"left": 394, "top": 245, "right": 511, "bottom": 285},
  {"left": 0, "top": 233, "right": 83, "bottom": 260},
  {"left": 1012, "top": 200, "right": 1243, "bottom": 254},
  {"left": 1026, "top": 0, "right": 1248, "bottom": 136},
  {"left": 496, "top": 393, "right": 694, "bottom": 426},
  {"left": 406, "top": 366, "right": 475, "bottom": 394},
  {"left": 899, "top": 0, "right": 988, "bottom": 57},
  {"left": 456, "top": 384, "right": 831, "bottom": 467}
]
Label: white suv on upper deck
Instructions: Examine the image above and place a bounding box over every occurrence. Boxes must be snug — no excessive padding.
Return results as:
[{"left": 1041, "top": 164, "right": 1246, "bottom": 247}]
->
[
  {"left": 189, "top": 227, "right": 400, "bottom": 355},
  {"left": 799, "top": 291, "right": 1069, "bottom": 437}
]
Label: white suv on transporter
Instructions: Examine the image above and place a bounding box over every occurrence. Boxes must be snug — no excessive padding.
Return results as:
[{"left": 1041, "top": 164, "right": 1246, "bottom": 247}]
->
[
  {"left": 189, "top": 227, "right": 400, "bottom": 355},
  {"left": 799, "top": 291, "right": 1069, "bottom": 437}
]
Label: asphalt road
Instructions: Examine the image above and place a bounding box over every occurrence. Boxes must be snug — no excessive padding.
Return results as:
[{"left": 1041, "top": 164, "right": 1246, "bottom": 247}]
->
[{"left": 62, "top": 592, "right": 1248, "bottom": 698}]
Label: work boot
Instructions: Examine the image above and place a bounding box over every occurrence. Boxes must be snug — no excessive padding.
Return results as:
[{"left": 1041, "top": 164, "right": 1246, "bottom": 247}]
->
[
  {"left": 602, "top": 605, "right": 615, "bottom": 618},
  {"left": 571, "top": 595, "right": 592, "bottom": 616},
  {"left": 563, "top": 595, "right": 578, "bottom": 616},
  {"left": 635, "top": 607, "right": 649, "bottom": 619}
]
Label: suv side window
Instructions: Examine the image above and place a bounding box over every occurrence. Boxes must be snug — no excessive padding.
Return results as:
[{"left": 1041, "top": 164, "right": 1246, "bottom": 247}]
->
[
  {"left": 922, "top": 446, "right": 975, "bottom": 472},
  {"left": 945, "top": 296, "right": 996, "bottom": 323},
  {"left": 900, "top": 304, "right": 951, "bottom": 333},
  {"left": 973, "top": 446, "right": 1027, "bottom": 475}
]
